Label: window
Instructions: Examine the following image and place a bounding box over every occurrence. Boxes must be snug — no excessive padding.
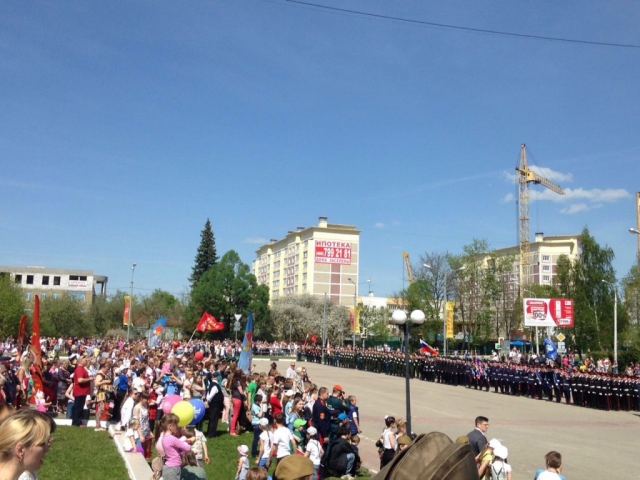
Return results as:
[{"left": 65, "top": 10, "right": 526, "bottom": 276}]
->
[
  {"left": 295, "top": 275, "right": 299, "bottom": 281},
  {"left": 295, "top": 265, "right": 299, "bottom": 271},
  {"left": 303, "top": 273, "right": 307, "bottom": 280},
  {"left": 42, "top": 275, "right": 50, "bottom": 285},
  {"left": 26, "top": 275, "right": 34, "bottom": 285},
  {"left": 14, "top": 274, "right": 22, "bottom": 284},
  {"left": 296, "top": 244, "right": 300, "bottom": 251},
  {"left": 303, "top": 262, "right": 308, "bottom": 269},
  {"left": 303, "top": 251, "right": 308, "bottom": 259},
  {"left": 542, "top": 266, "right": 550, "bottom": 272},
  {"left": 25, "top": 292, "right": 31, "bottom": 300},
  {"left": 41, "top": 293, "right": 47, "bottom": 299},
  {"left": 304, "top": 240, "right": 308, "bottom": 247},
  {"left": 294, "top": 285, "right": 299, "bottom": 292},
  {"left": 543, "top": 275, "right": 550, "bottom": 282},
  {"left": 52, "top": 293, "right": 60, "bottom": 299},
  {"left": 53, "top": 276, "right": 61, "bottom": 286},
  {"left": 542, "top": 255, "right": 550, "bottom": 262},
  {"left": 295, "top": 254, "right": 299, "bottom": 261},
  {"left": 302, "top": 283, "right": 307, "bottom": 291},
  {"left": 274, "top": 261, "right": 280, "bottom": 268},
  {"left": 69, "top": 292, "right": 85, "bottom": 301}
]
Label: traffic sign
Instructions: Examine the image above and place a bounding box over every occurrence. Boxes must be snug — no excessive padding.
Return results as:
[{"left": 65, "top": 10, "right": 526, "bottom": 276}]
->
[
  {"left": 556, "top": 333, "right": 566, "bottom": 342},
  {"left": 233, "top": 322, "right": 241, "bottom": 332},
  {"left": 557, "top": 341, "right": 566, "bottom": 353},
  {"left": 494, "top": 343, "right": 501, "bottom": 350}
]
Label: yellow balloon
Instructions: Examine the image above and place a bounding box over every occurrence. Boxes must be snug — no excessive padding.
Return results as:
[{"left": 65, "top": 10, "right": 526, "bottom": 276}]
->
[{"left": 171, "top": 400, "right": 195, "bottom": 427}]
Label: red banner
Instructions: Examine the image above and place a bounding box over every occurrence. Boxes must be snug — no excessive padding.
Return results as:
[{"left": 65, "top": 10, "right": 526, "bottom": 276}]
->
[
  {"left": 314, "top": 240, "right": 352, "bottom": 265},
  {"left": 17, "top": 315, "right": 27, "bottom": 346},
  {"left": 523, "top": 298, "right": 574, "bottom": 327},
  {"left": 196, "top": 312, "right": 224, "bottom": 332},
  {"left": 29, "top": 295, "right": 44, "bottom": 405},
  {"left": 123, "top": 295, "right": 131, "bottom": 326}
]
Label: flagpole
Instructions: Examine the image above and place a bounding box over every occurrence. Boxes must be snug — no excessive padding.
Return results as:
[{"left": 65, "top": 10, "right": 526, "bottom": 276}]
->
[{"left": 188, "top": 328, "right": 198, "bottom": 344}]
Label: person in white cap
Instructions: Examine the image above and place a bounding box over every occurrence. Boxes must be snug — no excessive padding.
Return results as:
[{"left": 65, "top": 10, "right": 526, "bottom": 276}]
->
[
  {"left": 304, "top": 426, "right": 323, "bottom": 480},
  {"left": 256, "top": 417, "right": 273, "bottom": 468},
  {"left": 235, "top": 444, "right": 250, "bottom": 480},
  {"left": 478, "top": 438, "right": 502, "bottom": 479},
  {"left": 490, "top": 445, "right": 511, "bottom": 480}
]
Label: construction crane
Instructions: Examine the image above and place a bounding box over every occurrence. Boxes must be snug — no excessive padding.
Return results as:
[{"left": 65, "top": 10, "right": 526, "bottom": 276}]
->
[
  {"left": 516, "top": 144, "right": 565, "bottom": 298},
  {"left": 402, "top": 252, "right": 414, "bottom": 284}
]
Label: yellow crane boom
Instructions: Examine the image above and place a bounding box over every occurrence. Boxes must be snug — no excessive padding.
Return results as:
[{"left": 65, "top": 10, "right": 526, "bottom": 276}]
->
[
  {"left": 402, "top": 252, "right": 414, "bottom": 283},
  {"left": 516, "top": 143, "right": 564, "bottom": 298}
]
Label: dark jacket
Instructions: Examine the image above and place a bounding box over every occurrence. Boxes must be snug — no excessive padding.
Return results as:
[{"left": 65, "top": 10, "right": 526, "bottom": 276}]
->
[
  {"left": 312, "top": 398, "right": 331, "bottom": 439},
  {"left": 466, "top": 428, "right": 487, "bottom": 456},
  {"left": 328, "top": 437, "right": 355, "bottom": 475}
]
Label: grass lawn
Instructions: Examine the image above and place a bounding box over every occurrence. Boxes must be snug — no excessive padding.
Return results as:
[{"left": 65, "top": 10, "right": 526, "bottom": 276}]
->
[
  {"left": 39, "top": 427, "right": 128, "bottom": 480},
  {"left": 38, "top": 423, "right": 370, "bottom": 480}
]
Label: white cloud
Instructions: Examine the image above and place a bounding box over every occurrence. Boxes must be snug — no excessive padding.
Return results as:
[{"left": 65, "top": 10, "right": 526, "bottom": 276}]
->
[
  {"left": 503, "top": 171, "right": 517, "bottom": 184},
  {"left": 501, "top": 193, "right": 515, "bottom": 203},
  {"left": 374, "top": 222, "right": 385, "bottom": 229},
  {"left": 529, "top": 165, "right": 573, "bottom": 183},
  {"left": 532, "top": 187, "right": 631, "bottom": 203},
  {"left": 560, "top": 203, "right": 589, "bottom": 214},
  {"left": 243, "top": 237, "right": 268, "bottom": 244}
]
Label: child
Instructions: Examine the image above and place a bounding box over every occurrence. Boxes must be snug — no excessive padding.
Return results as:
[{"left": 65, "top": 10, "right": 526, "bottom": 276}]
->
[
  {"left": 124, "top": 418, "right": 144, "bottom": 454},
  {"left": 161, "top": 413, "right": 193, "bottom": 480},
  {"left": 350, "top": 434, "right": 362, "bottom": 472},
  {"left": 246, "top": 466, "right": 269, "bottom": 480},
  {"left": 490, "top": 445, "right": 512, "bottom": 480},
  {"left": 256, "top": 418, "right": 273, "bottom": 468},
  {"left": 183, "top": 425, "right": 209, "bottom": 467},
  {"left": 292, "top": 418, "right": 307, "bottom": 452},
  {"left": 304, "top": 426, "right": 323, "bottom": 480},
  {"left": 236, "top": 444, "right": 250, "bottom": 480},
  {"left": 347, "top": 395, "right": 361, "bottom": 435},
  {"left": 251, "top": 394, "right": 264, "bottom": 457},
  {"left": 35, "top": 390, "right": 50, "bottom": 413}
]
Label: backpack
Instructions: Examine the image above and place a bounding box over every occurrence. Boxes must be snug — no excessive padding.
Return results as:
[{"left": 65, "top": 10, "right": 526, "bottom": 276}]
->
[
  {"left": 371, "top": 432, "right": 480, "bottom": 480},
  {"left": 490, "top": 462, "right": 507, "bottom": 480}
]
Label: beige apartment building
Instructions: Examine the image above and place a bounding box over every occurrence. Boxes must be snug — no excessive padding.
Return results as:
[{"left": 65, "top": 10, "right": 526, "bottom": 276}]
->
[
  {"left": 0, "top": 265, "right": 108, "bottom": 307},
  {"left": 252, "top": 217, "right": 360, "bottom": 306}
]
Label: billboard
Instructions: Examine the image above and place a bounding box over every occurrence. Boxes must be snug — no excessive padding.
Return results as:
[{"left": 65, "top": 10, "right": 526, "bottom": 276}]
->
[
  {"left": 314, "top": 240, "right": 352, "bottom": 265},
  {"left": 523, "top": 298, "right": 574, "bottom": 327},
  {"left": 445, "top": 301, "right": 455, "bottom": 339}
]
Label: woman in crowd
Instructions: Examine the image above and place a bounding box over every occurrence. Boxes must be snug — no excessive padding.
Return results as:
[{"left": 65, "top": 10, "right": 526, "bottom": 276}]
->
[
  {"left": 230, "top": 369, "right": 246, "bottom": 436},
  {"left": 93, "top": 360, "right": 113, "bottom": 431},
  {"left": 180, "top": 450, "right": 208, "bottom": 480},
  {"left": 0, "top": 410, "right": 55, "bottom": 480},
  {"left": 16, "top": 355, "right": 32, "bottom": 408},
  {"left": 379, "top": 416, "right": 397, "bottom": 469},
  {"left": 134, "top": 391, "right": 153, "bottom": 459}
]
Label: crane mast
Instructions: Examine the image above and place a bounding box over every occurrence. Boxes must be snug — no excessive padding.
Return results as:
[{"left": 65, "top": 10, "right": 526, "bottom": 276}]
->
[
  {"left": 402, "top": 252, "right": 414, "bottom": 284},
  {"left": 516, "top": 144, "right": 565, "bottom": 299}
]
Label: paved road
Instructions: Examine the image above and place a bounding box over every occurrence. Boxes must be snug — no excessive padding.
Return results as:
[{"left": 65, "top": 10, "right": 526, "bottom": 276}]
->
[{"left": 271, "top": 360, "right": 638, "bottom": 478}]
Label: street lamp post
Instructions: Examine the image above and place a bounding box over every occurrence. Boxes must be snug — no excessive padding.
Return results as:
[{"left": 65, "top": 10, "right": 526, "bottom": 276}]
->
[
  {"left": 234, "top": 314, "right": 242, "bottom": 342},
  {"left": 602, "top": 280, "right": 618, "bottom": 365},
  {"left": 127, "top": 263, "right": 136, "bottom": 342},
  {"left": 389, "top": 309, "right": 425, "bottom": 435},
  {"left": 348, "top": 278, "right": 357, "bottom": 349}
]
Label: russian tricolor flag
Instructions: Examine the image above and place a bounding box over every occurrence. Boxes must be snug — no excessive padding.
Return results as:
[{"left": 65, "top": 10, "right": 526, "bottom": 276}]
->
[{"left": 420, "top": 339, "right": 438, "bottom": 356}]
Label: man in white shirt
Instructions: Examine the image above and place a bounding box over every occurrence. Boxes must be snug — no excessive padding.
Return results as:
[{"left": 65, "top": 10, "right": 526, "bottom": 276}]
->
[
  {"left": 285, "top": 362, "right": 297, "bottom": 379},
  {"left": 269, "top": 412, "right": 298, "bottom": 468}
]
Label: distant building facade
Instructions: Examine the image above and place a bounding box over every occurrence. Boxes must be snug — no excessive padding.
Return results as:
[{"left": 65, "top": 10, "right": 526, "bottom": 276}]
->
[
  {"left": 0, "top": 266, "right": 108, "bottom": 307},
  {"left": 252, "top": 217, "right": 360, "bottom": 307}
]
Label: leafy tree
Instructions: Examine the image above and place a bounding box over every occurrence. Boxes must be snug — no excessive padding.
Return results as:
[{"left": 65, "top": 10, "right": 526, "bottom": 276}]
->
[
  {"left": 189, "top": 218, "right": 218, "bottom": 288},
  {"left": 0, "top": 275, "right": 26, "bottom": 338},
  {"left": 270, "top": 294, "right": 349, "bottom": 344},
  {"left": 138, "top": 289, "right": 184, "bottom": 330},
  {"left": 186, "top": 250, "right": 270, "bottom": 339},
  {"left": 39, "top": 293, "right": 92, "bottom": 338},
  {"left": 358, "top": 305, "right": 390, "bottom": 343},
  {"left": 622, "top": 258, "right": 640, "bottom": 328},
  {"left": 554, "top": 227, "right": 627, "bottom": 353},
  {"left": 88, "top": 290, "right": 131, "bottom": 335}
]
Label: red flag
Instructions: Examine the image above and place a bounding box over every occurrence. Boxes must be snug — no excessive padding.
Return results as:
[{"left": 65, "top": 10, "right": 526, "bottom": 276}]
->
[
  {"left": 28, "top": 296, "right": 44, "bottom": 405},
  {"left": 17, "top": 315, "right": 27, "bottom": 346},
  {"left": 310, "top": 334, "right": 318, "bottom": 344},
  {"left": 196, "top": 312, "right": 224, "bottom": 332}
]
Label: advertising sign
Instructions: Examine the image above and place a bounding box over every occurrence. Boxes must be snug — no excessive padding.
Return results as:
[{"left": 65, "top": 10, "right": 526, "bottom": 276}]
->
[
  {"left": 314, "top": 240, "right": 352, "bottom": 265},
  {"left": 523, "top": 298, "right": 574, "bottom": 327}
]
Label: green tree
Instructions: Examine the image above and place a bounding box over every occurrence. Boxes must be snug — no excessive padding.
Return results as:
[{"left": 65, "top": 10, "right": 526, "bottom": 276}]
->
[
  {"left": 138, "top": 289, "right": 184, "bottom": 330},
  {"left": 186, "top": 250, "right": 270, "bottom": 339},
  {"left": 88, "top": 290, "right": 131, "bottom": 335},
  {"left": 554, "top": 227, "right": 627, "bottom": 353},
  {"left": 189, "top": 218, "right": 218, "bottom": 288},
  {"left": 622, "top": 258, "right": 640, "bottom": 328},
  {"left": 358, "top": 305, "right": 390, "bottom": 343},
  {"left": 39, "top": 293, "right": 92, "bottom": 338},
  {"left": 0, "top": 275, "right": 26, "bottom": 338}
]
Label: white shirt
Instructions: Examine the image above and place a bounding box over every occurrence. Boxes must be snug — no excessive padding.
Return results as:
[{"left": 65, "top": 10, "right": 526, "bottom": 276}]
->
[
  {"left": 121, "top": 397, "right": 135, "bottom": 428},
  {"left": 259, "top": 431, "right": 273, "bottom": 459},
  {"left": 285, "top": 367, "right": 297, "bottom": 379},
  {"left": 490, "top": 461, "right": 512, "bottom": 479},
  {"left": 273, "top": 426, "right": 293, "bottom": 458},
  {"left": 535, "top": 471, "right": 562, "bottom": 480},
  {"left": 306, "top": 439, "right": 322, "bottom": 466}
]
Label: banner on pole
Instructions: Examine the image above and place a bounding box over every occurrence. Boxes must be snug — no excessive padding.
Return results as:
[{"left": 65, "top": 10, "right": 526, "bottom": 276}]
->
[
  {"left": 523, "top": 298, "right": 574, "bottom": 327},
  {"left": 238, "top": 311, "right": 254, "bottom": 374},
  {"left": 123, "top": 296, "right": 131, "bottom": 326},
  {"left": 17, "top": 314, "right": 27, "bottom": 347},
  {"left": 196, "top": 312, "right": 224, "bottom": 332},
  {"left": 445, "top": 301, "right": 455, "bottom": 339}
]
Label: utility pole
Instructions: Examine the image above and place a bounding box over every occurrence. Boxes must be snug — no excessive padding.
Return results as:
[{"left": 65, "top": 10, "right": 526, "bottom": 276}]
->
[{"left": 127, "top": 263, "right": 136, "bottom": 342}]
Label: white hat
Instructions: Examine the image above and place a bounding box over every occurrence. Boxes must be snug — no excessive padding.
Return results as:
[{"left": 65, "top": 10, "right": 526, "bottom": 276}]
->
[
  {"left": 488, "top": 438, "right": 502, "bottom": 449},
  {"left": 493, "top": 445, "right": 508, "bottom": 459},
  {"left": 114, "top": 367, "right": 122, "bottom": 374},
  {"left": 237, "top": 445, "right": 249, "bottom": 456},
  {"left": 259, "top": 418, "right": 269, "bottom": 427},
  {"left": 307, "top": 426, "right": 317, "bottom": 436},
  {"left": 285, "top": 389, "right": 294, "bottom": 397}
]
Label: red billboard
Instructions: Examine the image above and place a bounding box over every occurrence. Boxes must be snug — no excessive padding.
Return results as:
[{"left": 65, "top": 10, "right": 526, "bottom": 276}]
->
[
  {"left": 314, "top": 240, "right": 352, "bottom": 265},
  {"left": 523, "top": 298, "right": 574, "bottom": 327}
]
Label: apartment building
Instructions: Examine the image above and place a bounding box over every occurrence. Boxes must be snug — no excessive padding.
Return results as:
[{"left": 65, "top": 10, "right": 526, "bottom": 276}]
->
[
  {"left": 0, "top": 265, "right": 108, "bottom": 307},
  {"left": 252, "top": 217, "right": 360, "bottom": 306}
]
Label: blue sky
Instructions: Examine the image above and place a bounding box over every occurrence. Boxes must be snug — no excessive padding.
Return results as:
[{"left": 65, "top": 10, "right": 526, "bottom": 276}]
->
[{"left": 1, "top": 1, "right": 638, "bottom": 299}]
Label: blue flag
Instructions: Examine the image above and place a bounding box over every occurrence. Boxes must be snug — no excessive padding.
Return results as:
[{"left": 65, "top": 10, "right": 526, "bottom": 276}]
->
[
  {"left": 149, "top": 317, "right": 168, "bottom": 348},
  {"left": 544, "top": 337, "right": 558, "bottom": 361},
  {"left": 238, "top": 311, "right": 253, "bottom": 374}
]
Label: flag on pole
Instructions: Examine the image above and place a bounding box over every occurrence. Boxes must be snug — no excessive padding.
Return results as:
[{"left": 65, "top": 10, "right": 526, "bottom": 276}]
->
[
  {"left": 123, "top": 296, "right": 131, "bottom": 326},
  {"left": 29, "top": 295, "right": 45, "bottom": 405},
  {"left": 420, "top": 339, "right": 438, "bottom": 356},
  {"left": 196, "top": 312, "right": 224, "bottom": 332},
  {"left": 238, "top": 311, "right": 254, "bottom": 374},
  {"left": 310, "top": 334, "right": 318, "bottom": 344},
  {"left": 474, "top": 351, "right": 484, "bottom": 378},
  {"left": 303, "top": 334, "right": 310, "bottom": 347},
  {"left": 17, "top": 314, "right": 27, "bottom": 347},
  {"left": 544, "top": 337, "right": 558, "bottom": 361},
  {"left": 149, "top": 317, "right": 168, "bottom": 348}
]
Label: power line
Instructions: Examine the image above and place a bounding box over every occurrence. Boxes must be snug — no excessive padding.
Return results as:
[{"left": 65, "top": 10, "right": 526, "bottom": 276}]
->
[{"left": 281, "top": 0, "right": 640, "bottom": 49}]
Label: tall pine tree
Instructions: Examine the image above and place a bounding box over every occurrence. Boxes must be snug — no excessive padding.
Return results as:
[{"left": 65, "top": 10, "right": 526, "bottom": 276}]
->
[{"left": 190, "top": 219, "right": 218, "bottom": 288}]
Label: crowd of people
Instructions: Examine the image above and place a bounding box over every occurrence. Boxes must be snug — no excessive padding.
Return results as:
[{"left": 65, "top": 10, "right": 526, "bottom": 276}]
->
[
  {"left": 304, "top": 346, "right": 640, "bottom": 412},
  {"left": 0, "top": 335, "right": 585, "bottom": 480}
]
